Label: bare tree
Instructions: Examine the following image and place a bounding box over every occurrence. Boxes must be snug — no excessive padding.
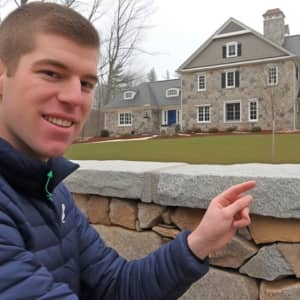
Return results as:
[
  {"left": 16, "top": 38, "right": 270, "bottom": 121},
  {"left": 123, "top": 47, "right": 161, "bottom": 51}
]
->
[
  {"left": 146, "top": 67, "right": 157, "bottom": 82},
  {"left": 100, "top": 0, "right": 153, "bottom": 104}
]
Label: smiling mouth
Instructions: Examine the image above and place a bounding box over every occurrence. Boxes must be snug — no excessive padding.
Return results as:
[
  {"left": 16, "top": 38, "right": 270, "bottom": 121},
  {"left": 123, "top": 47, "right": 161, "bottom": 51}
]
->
[{"left": 43, "top": 115, "right": 73, "bottom": 128}]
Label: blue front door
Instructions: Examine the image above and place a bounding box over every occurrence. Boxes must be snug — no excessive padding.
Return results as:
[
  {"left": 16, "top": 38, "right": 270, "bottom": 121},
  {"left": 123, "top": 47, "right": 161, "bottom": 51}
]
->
[{"left": 167, "top": 110, "right": 176, "bottom": 126}]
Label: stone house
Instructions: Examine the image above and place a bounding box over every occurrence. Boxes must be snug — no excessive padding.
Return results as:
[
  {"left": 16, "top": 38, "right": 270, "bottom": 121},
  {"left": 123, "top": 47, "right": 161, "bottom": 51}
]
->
[
  {"left": 178, "top": 8, "right": 300, "bottom": 131},
  {"left": 102, "top": 8, "right": 300, "bottom": 135},
  {"left": 102, "top": 79, "right": 181, "bottom": 135}
]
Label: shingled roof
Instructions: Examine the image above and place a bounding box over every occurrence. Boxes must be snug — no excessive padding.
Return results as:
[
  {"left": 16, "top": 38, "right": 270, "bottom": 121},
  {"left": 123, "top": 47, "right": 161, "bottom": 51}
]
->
[{"left": 103, "top": 79, "right": 181, "bottom": 109}]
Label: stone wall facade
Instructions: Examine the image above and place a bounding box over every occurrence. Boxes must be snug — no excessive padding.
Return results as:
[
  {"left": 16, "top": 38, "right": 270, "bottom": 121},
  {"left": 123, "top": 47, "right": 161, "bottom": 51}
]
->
[
  {"left": 104, "top": 108, "right": 162, "bottom": 135},
  {"left": 65, "top": 161, "right": 300, "bottom": 299},
  {"left": 181, "top": 60, "right": 298, "bottom": 132}
]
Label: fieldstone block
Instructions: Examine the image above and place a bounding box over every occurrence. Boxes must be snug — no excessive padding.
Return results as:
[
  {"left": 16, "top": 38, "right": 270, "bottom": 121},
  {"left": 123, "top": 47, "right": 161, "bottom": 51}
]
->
[
  {"left": 171, "top": 207, "right": 205, "bottom": 231},
  {"left": 87, "top": 195, "right": 110, "bottom": 225},
  {"left": 210, "top": 236, "right": 258, "bottom": 268},
  {"left": 110, "top": 198, "right": 137, "bottom": 230},
  {"left": 240, "top": 244, "right": 294, "bottom": 280},
  {"left": 260, "top": 279, "right": 300, "bottom": 300},
  {"left": 93, "top": 225, "right": 162, "bottom": 260},
  {"left": 161, "top": 208, "right": 173, "bottom": 225},
  {"left": 238, "top": 227, "right": 252, "bottom": 241},
  {"left": 179, "top": 267, "right": 258, "bottom": 300},
  {"left": 249, "top": 215, "right": 300, "bottom": 244},
  {"left": 72, "top": 193, "right": 88, "bottom": 217},
  {"left": 152, "top": 225, "right": 180, "bottom": 239},
  {"left": 138, "top": 203, "right": 164, "bottom": 229},
  {"left": 277, "top": 243, "right": 300, "bottom": 278}
]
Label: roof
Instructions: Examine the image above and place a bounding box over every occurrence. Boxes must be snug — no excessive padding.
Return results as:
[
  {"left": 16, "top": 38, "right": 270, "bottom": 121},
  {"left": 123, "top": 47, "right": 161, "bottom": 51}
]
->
[
  {"left": 177, "top": 17, "right": 296, "bottom": 72},
  {"left": 103, "top": 79, "right": 181, "bottom": 109},
  {"left": 283, "top": 35, "right": 300, "bottom": 57}
]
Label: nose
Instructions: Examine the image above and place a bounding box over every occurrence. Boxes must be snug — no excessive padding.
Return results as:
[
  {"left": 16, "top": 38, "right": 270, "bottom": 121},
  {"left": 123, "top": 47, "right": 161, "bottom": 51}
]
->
[{"left": 57, "top": 77, "right": 83, "bottom": 105}]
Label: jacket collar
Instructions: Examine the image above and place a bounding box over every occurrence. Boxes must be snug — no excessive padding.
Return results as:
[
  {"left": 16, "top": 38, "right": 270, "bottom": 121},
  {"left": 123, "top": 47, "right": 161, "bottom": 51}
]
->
[{"left": 0, "top": 138, "right": 79, "bottom": 199}]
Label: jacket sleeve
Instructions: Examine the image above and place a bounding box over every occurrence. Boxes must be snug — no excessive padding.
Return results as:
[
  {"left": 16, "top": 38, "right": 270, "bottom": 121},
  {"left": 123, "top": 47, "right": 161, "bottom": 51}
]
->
[
  {"left": 0, "top": 196, "right": 78, "bottom": 300},
  {"left": 75, "top": 199, "right": 209, "bottom": 300}
]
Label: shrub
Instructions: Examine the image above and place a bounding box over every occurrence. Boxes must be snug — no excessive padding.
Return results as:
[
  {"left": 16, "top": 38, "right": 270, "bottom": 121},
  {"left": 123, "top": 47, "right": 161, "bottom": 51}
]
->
[
  {"left": 251, "top": 126, "right": 262, "bottom": 132},
  {"left": 100, "top": 129, "right": 110, "bottom": 137},
  {"left": 175, "top": 124, "right": 180, "bottom": 133},
  {"left": 208, "top": 127, "right": 219, "bottom": 133},
  {"left": 226, "top": 126, "right": 237, "bottom": 132}
]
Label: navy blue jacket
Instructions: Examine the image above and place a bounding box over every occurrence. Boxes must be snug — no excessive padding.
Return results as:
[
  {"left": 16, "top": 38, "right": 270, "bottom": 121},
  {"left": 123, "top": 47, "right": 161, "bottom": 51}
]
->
[{"left": 0, "top": 138, "right": 209, "bottom": 299}]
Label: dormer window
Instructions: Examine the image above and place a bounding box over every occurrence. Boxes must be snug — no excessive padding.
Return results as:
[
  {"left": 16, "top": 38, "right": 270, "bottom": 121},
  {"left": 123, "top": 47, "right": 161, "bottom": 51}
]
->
[
  {"left": 166, "top": 88, "right": 180, "bottom": 98},
  {"left": 123, "top": 91, "right": 136, "bottom": 100},
  {"left": 222, "top": 42, "right": 242, "bottom": 58}
]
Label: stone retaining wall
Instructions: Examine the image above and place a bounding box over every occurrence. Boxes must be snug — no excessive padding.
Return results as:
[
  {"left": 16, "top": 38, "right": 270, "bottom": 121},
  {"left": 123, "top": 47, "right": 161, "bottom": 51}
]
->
[{"left": 65, "top": 161, "right": 300, "bottom": 300}]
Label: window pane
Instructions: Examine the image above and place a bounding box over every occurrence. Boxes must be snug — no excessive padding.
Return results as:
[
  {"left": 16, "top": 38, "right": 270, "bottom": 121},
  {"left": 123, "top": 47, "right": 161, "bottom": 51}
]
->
[
  {"left": 226, "top": 103, "right": 240, "bottom": 121},
  {"left": 198, "top": 75, "right": 206, "bottom": 90},
  {"left": 226, "top": 72, "right": 235, "bottom": 87}
]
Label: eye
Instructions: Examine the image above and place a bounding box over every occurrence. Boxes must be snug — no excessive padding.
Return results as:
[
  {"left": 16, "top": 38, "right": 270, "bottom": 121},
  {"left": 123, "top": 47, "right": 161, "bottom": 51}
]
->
[
  {"left": 39, "top": 70, "right": 61, "bottom": 79},
  {"left": 81, "top": 80, "right": 95, "bottom": 93}
]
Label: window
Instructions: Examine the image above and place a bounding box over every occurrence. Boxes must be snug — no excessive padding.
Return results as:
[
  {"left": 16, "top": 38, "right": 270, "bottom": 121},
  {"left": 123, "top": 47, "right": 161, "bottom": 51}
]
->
[
  {"left": 166, "top": 88, "right": 180, "bottom": 98},
  {"left": 221, "top": 70, "right": 240, "bottom": 88},
  {"left": 197, "top": 105, "right": 211, "bottom": 123},
  {"left": 249, "top": 99, "right": 258, "bottom": 122},
  {"left": 224, "top": 101, "right": 241, "bottom": 122},
  {"left": 222, "top": 42, "right": 242, "bottom": 58},
  {"left": 119, "top": 112, "right": 132, "bottom": 126},
  {"left": 197, "top": 73, "right": 206, "bottom": 91},
  {"left": 296, "top": 66, "right": 300, "bottom": 81},
  {"left": 123, "top": 91, "right": 136, "bottom": 100},
  {"left": 267, "top": 65, "right": 278, "bottom": 86}
]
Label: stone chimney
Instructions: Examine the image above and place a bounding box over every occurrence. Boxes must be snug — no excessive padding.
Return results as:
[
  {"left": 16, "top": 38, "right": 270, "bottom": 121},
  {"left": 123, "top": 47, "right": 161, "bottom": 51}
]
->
[{"left": 263, "top": 8, "right": 288, "bottom": 46}]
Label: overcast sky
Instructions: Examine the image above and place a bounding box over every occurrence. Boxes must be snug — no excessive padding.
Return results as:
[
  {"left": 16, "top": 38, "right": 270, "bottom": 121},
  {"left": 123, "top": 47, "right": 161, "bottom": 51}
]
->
[
  {"left": 140, "top": 0, "right": 299, "bottom": 79},
  {"left": 1, "top": 0, "right": 298, "bottom": 81}
]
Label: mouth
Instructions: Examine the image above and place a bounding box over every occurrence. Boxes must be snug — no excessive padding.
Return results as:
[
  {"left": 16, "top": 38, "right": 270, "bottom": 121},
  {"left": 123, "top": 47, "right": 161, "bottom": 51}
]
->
[{"left": 43, "top": 115, "right": 73, "bottom": 128}]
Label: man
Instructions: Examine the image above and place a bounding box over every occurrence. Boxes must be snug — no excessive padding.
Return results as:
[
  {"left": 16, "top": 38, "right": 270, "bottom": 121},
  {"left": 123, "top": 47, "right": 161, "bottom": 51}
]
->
[{"left": 0, "top": 2, "right": 255, "bottom": 299}]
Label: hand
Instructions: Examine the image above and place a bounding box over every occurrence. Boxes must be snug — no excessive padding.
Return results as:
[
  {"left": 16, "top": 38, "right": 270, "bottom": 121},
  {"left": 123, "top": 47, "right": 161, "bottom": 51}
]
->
[{"left": 187, "top": 181, "right": 256, "bottom": 260}]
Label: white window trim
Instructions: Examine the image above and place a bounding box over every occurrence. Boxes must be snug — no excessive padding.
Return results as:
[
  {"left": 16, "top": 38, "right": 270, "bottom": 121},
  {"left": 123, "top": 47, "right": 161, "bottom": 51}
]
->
[
  {"left": 118, "top": 112, "right": 132, "bottom": 127},
  {"left": 226, "top": 41, "right": 238, "bottom": 58},
  {"left": 161, "top": 110, "right": 168, "bottom": 125},
  {"left": 197, "top": 73, "right": 207, "bottom": 91},
  {"left": 248, "top": 99, "right": 259, "bottom": 122},
  {"left": 267, "top": 65, "right": 278, "bottom": 86},
  {"left": 123, "top": 91, "right": 136, "bottom": 100},
  {"left": 166, "top": 88, "right": 180, "bottom": 98},
  {"left": 196, "top": 104, "right": 211, "bottom": 123},
  {"left": 225, "top": 70, "right": 236, "bottom": 88},
  {"left": 224, "top": 100, "right": 242, "bottom": 123}
]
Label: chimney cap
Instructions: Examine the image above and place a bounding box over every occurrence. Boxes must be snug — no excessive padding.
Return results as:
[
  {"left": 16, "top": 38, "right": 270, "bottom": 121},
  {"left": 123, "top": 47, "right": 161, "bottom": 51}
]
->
[{"left": 263, "top": 8, "right": 285, "bottom": 18}]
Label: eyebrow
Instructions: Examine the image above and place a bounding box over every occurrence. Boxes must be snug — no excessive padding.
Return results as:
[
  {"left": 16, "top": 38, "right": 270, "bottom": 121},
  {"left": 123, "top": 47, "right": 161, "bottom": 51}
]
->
[{"left": 33, "top": 59, "right": 98, "bottom": 83}]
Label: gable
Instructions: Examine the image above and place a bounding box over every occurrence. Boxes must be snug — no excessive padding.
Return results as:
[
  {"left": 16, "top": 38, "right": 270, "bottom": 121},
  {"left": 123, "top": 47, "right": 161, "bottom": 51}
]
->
[
  {"left": 219, "top": 21, "right": 245, "bottom": 35},
  {"left": 184, "top": 32, "right": 290, "bottom": 70},
  {"left": 178, "top": 17, "right": 295, "bottom": 72}
]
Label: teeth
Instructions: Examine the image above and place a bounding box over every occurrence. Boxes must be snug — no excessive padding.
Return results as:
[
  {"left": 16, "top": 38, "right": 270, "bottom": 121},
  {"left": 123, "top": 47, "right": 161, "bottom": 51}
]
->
[{"left": 44, "top": 116, "right": 73, "bottom": 128}]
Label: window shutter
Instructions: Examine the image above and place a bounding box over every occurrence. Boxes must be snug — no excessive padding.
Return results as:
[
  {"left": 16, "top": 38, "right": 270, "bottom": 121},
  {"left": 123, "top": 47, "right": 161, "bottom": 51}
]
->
[
  {"left": 222, "top": 46, "right": 226, "bottom": 58},
  {"left": 235, "top": 71, "right": 240, "bottom": 87},
  {"left": 238, "top": 43, "right": 242, "bottom": 56},
  {"left": 221, "top": 72, "right": 226, "bottom": 88}
]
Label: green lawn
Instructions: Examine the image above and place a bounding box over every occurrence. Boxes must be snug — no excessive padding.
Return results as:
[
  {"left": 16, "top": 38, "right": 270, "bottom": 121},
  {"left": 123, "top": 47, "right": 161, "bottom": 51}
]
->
[{"left": 65, "top": 133, "right": 300, "bottom": 164}]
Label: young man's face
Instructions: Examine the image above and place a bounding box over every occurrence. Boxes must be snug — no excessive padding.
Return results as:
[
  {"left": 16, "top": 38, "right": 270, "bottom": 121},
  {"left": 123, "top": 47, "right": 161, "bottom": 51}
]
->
[{"left": 0, "top": 33, "right": 99, "bottom": 160}]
